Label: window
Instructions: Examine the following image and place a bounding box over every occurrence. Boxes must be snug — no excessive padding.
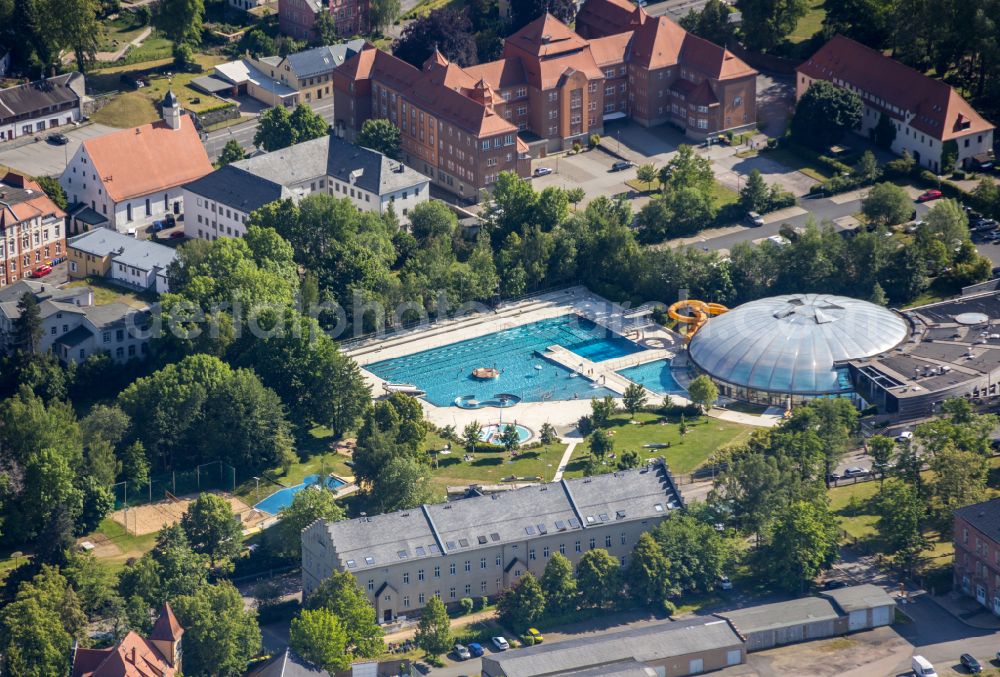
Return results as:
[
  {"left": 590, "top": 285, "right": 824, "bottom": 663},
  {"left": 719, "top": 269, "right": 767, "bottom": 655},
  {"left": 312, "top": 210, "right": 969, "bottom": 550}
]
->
[
  {"left": 733, "top": 95, "right": 742, "bottom": 107},
  {"left": 465, "top": 584, "right": 471, "bottom": 595},
  {"left": 559, "top": 543, "right": 566, "bottom": 554},
  {"left": 481, "top": 557, "right": 488, "bottom": 569},
  {"left": 450, "top": 563, "right": 456, "bottom": 575},
  {"left": 529, "top": 548, "right": 536, "bottom": 560},
  {"left": 418, "top": 569, "right": 425, "bottom": 581},
  {"left": 621, "top": 532, "right": 627, "bottom": 545},
  {"left": 605, "top": 535, "right": 612, "bottom": 548},
  {"left": 481, "top": 581, "right": 488, "bottom": 593},
  {"left": 367, "top": 579, "right": 374, "bottom": 591},
  {"left": 449, "top": 587, "right": 456, "bottom": 599},
  {"left": 542, "top": 546, "right": 550, "bottom": 558},
  {"left": 403, "top": 595, "right": 410, "bottom": 608},
  {"left": 589, "top": 538, "right": 596, "bottom": 550},
  {"left": 465, "top": 560, "right": 471, "bottom": 572},
  {"left": 418, "top": 593, "right": 425, "bottom": 605},
  {"left": 433, "top": 566, "right": 440, "bottom": 578},
  {"left": 575, "top": 540, "right": 582, "bottom": 553},
  {"left": 496, "top": 555, "right": 502, "bottom": 567},
  {"left": 403, "top": 571, "right": 409, "bottom": 584}
]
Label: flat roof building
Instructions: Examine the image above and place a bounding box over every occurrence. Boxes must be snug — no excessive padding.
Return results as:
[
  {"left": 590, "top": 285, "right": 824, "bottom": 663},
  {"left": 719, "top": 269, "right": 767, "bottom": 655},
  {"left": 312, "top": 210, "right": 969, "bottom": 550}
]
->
[{"left": 302, "top": 460, "right": 683, "bottom": 622}]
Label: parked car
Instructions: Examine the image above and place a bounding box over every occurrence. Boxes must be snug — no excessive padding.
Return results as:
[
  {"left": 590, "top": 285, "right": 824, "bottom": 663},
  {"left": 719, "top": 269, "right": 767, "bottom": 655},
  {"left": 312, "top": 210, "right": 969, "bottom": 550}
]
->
[
  {"left": 491, "top": 636, "right": 510, "bottom": 651},
  {"left": 718, "top": 576, "right": 733, "bottom": 590},
  {"left": 960, "top": 653, "right": 982, "bottom": 673},
  {"left": 916, "top": 189, "right": 943, "bottom": 202},
  {"left": 46, "top": 132, "right": 69, "bottom": 145},
  {"left": 453, "top": 644, "right": 471, "bottom": 661},
  {"left": 526, "top": 628, "right": 543, "bottom": 643},
  {"left": 842, "top": 466, "right": 868, "bottom": 478},
  {"left": 163, "top": 213, "right": 176, "bottom": 227},
  {"left": 823, "top": 579, "right": 847, "bottom": 590},
  {"left": 746, "top": 211, "right": 765, "bottom": 227},
  {"left": 149, "top": 220, "right": 167, "bottom": 233},
  {"left": 467, "top": 642, "right": 484, "bottom": 657},
  {"left": 826, "top": 473, "right": 840, "bottom": 483},
  {"left": 169, "top": 230, "right": 185, "bottom": 239},
  {"left": 533, "top": 167, "right": 553, "bottom": 177},
  {"left": 896, "top": 431, "right": 913, "bottom": 443},
  {"left": 911, "top": 655, "right": 937, "bottom": 677},
  {"left": 31, "top": 264, "right": 53, "bottom": 278},
  {"left": 611, "top": 160, "right": 634, "bottom": 171}
]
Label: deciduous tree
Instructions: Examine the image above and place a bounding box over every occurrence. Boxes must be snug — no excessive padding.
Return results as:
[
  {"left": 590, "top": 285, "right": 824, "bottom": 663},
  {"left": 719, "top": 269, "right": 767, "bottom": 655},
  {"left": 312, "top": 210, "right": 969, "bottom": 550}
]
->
[
  {"left": 275, "top": 485, "right": 345, "bottom": 558},
  {"left": 540, "top": 552, "right": 576, "bottom": 614},
  {"left": 625, "top": 533, "right": 676, "bottom": 612},
  {"left": 393, "top": 8, "right": 478, "bottom": 67},
  {"left": 575, "top": 548, "right": 620, "bottom": 608},
  {"left": 290, "top": 608, "right": 350, "bottom": 673},
  {"left": 790, "top": 81, "right": 863, "bottom": 151},
  {"left": 760, "top": 500, "right": 839, "bottom": 592},
  {"left": 862, "top": 182, "right": 912, "bottom": 226},
  {"left": 181, "top": 492, "right": 243, "bottom": 568},
  {"left": 497, "top": 573, "right": 546, "bottom": 630},
  {"left": 305, "top": 570, "right": 384, "bottom": 658},
  {"left": 154, "top": 0, "right": 204, "bottom": 45},
  {"left": 358, "top": 118, "right": 402, "bottom": 159},
  {"left": 216, "top": 139, "right": 246, "bottom": 167},
  {"left": 172, "top": 581, "right": 262, "bottom": 677},
  {"left": 622, "top": 383, "right": 647, "bottom": 419},
  {"left": 687, "top": 375, "right": 718, "bottom": 411},
  {"left": 414, "top": 596, "right": 451, "bottom": 657},
  {"left": 739, "top": 0, "right": 809, "bottom": 51}
]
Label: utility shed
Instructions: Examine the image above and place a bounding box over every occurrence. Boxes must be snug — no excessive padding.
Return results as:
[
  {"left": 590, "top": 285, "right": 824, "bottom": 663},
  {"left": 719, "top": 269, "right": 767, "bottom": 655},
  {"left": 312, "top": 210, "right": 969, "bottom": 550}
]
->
[
  {"left": 820, "top": 584, "right": 896, "bottom": 631},
  {"left": 480, "top": 618, "right": 745, "bottom": 677},
  {"left": 716, "top": 597, "right": 842, "bottom": 651}
]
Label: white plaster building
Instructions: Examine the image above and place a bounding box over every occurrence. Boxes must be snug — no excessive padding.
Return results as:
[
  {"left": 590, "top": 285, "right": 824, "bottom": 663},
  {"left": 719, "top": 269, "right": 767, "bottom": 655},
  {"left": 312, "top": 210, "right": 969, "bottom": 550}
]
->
[{"left": 0, "top": 72, "right": 84, "bottom": 142}]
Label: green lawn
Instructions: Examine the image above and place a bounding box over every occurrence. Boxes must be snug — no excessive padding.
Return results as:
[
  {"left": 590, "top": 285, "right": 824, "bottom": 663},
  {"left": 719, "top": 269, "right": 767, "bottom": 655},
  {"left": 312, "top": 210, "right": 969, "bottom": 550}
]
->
[
  {"left": 64, "top": 276, "right": 155, "bottom": 308},
  {"left": 97, "top": 14, "right": 150, "bottom": 52},
  {"left": 86, "top": 517, "right": 160, "bottom": 573},
  {"left": 564, "top": 411, "right": 754, "bottom": 477},
  {"left": 91, "top": 91, "right": 159, "bottom": 127},
  {"left": 788, "top": 0, "right": 825, "bottom": 44}
]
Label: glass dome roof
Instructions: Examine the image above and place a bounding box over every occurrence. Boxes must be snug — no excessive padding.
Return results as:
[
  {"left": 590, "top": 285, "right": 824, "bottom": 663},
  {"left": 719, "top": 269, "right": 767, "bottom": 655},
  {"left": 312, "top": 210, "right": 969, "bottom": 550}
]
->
[{"left": 688, "top": 294, "right": 909, "bottom": 394}]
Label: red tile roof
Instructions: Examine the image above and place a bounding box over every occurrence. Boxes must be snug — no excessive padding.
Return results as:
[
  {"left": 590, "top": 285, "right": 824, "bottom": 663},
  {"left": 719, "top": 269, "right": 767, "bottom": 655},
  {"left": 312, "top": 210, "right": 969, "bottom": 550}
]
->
[
  {"left": 81, "top": 115, "right": 213, "bottom": 202},
  {"left": 149, "top": 603, "right": 184, "bottom": 642},
  {"left": 575, "top": 0, "right": 645, "bottom": 37},
  {"left": 588, "top": 32, "right": 632, "bottom": 67},
  {"left": 505, "top": 13, "right": 590, "bottom": 58},
  {"left": 71, "top": 633, "right": 176, "bottom": 677},
  {"left": 798, "top": 35, "right": 994, "bottom": 141},
  {"left": 0, "top": 173, "right": 65, "bottom": 229}
]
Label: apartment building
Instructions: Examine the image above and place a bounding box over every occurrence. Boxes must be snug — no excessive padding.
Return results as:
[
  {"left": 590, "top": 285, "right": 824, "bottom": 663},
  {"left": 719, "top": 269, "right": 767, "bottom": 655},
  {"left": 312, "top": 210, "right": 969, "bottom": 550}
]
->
[
  {"left": 332, "top": 4, "right": 755, "bottom": 197},
  {"left": 280, "top": 0, "right": 368, "bottom": 41},
  {"left": 67, "top": 229, "right": 176, "bottom": 294},
  {"left": 0, "top": 72, "right": 85, "bottom": 142},
  {"left": 0, "top": 172, "right": 66, "bottom": 287},
  {"left": 797, "top": 35, "right": 994, "bottom": 172},
  {"left": 60, "top": 92, "right": 213, "bottom": 234},
  {"left": 955, "top": 498, "right": 1000, "bottom": 616},
  {"left": 182, "top": 134, "right": 428, "bottom": 240},
  {"left": 302, "top": 460, "right": 684, "bottom": 622}
]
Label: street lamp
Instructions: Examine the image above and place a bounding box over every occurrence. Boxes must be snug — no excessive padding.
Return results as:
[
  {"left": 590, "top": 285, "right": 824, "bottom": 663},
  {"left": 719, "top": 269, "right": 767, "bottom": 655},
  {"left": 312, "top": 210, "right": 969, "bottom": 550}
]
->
[{"left": 253, "top": 476, "right": 260, "bottom": 502}]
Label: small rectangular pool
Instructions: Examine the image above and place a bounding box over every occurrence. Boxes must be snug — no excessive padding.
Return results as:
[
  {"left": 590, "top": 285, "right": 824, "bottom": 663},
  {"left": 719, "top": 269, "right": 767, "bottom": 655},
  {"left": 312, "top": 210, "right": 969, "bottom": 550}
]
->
[
  {"left": 366, "top": 314, "right": 643, "bottom": 406},
  {"left": 254, "top": 474, "right": 345, "bottom": 515},
  {"left": 616, "top": 359, "right": 685, "bottom": 396}
]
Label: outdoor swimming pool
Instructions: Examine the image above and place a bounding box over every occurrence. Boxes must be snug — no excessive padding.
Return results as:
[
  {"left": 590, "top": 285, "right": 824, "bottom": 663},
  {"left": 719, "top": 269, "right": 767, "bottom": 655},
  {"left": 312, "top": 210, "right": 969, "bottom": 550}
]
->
[
  {"left": 617, "top": 360, "right": 686, "bottom": 396},
  {"left": 254, "top": 474, "right": 346, "bottom": 515},
  {"left": 480, "top": 423, "right": 532, "bottom": 444},
  {"left": 366, "top": 315, "right": 642, "bottom": 406}
]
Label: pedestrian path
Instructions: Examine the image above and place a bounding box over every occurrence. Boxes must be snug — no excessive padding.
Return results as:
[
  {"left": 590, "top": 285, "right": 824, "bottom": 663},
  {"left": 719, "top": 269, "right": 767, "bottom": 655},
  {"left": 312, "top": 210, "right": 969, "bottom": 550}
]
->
[{"left": 552, "top": 440, "right": 578, "bottom": 481}]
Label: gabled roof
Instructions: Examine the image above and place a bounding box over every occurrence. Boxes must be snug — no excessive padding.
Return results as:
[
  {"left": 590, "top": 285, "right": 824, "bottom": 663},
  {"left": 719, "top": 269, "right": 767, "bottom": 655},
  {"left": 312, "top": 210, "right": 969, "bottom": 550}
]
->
[
  {"left": 0, "top": 72, "right": 83, "bottom": 123},
  {"left": 285, "top": 39, "right": 368, "bottom": 79},
  {"left": 506, "top": 13, "right": 591, "bottom": 58},
  {"left": 79, "top": 116, "right": 213, "bottom": 202},
  {"left": 575, "top": 0, "right": 645, "bottom": 38},
  {"left": 182, "top": 164, "right": 289, "bottom": 214},
  {"left": 589, "top": 32, "right": 633, "bottom": 67},
  {"left": 247, "top": 648, "right": 332, "bottom": 677},
  {"left": 957, "top": 497, "right": 1000, "bottom": 541},
  {"left": 0, "top": 172, "right": 66, "bottom": 230},
  {"left": 819, "top": 584, "right": 896, "bottom": 614},
  {"left": 463, "top": 57, "right": 528, "bottom": 89},
  {"left": 71, "top": 632, "right": 175, "bottom": 677},
  {"left": 68, "top": 229, "right": 177, "bottom": 273},
  {"left": 798, "top": 35, "right": 994, "bottom": 141}
]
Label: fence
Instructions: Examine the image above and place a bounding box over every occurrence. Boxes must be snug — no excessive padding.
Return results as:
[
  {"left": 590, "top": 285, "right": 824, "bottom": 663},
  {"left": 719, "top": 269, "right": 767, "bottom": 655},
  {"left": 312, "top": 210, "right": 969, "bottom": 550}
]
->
[{"left": 113, "top": 460, "right": 237, "bottom": 510}]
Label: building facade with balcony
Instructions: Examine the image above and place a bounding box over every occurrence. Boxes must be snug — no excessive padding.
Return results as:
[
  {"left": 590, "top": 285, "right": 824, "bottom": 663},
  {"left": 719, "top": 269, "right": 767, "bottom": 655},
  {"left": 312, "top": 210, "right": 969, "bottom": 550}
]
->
[{"left": 0, "top": 172, "right": 66, "bottom": 287}]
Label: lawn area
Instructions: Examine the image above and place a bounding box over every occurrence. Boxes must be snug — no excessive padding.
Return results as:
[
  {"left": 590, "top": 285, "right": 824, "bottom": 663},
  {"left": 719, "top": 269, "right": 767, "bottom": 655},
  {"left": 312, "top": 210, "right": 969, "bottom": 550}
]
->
[
  {"left": 788, "top": 0, "right": 825, "bottom": 44},
  {"left": 64, "top": 276, "right": 155, "bottom": 308},
  {"left": 622, "top": 179, "right": 739, "bottom": 210},
  {"left": 97, "top": 14, "right": 150, "bottom": 52},
  {"left": 401, "top": 0, "right": 467, "bottom": 20},
  {"left": 564, "top": 411, "right": 754, "bottom": 478},
  {"left": 91, "top": 91, "right": 159, "bottom": 127},
  {"left": 86, "top": 517, "right": 160, "bottom": 572},
  {"left": 761, "top": 146, "right": 832, "bottom": 182}
]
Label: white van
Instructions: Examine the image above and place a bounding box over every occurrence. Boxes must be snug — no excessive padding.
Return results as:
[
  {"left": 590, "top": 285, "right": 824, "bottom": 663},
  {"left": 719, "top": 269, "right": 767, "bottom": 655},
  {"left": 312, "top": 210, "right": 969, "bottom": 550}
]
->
[{"left": 911, "top": 655, "right": 937, "bottom": 676}]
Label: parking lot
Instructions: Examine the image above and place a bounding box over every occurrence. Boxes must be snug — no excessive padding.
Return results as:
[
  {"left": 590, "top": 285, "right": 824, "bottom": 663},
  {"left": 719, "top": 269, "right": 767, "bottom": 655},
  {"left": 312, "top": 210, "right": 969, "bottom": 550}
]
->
[{"left": 0, "top": 123, "right": 119, "bottom": 177}]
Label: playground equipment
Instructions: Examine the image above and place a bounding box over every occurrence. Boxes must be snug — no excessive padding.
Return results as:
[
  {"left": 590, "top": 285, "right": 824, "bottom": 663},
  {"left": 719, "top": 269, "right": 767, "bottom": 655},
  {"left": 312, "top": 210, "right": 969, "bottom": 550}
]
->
[{"left": 668, "top": 300, "right": 729, "bottom": 342}]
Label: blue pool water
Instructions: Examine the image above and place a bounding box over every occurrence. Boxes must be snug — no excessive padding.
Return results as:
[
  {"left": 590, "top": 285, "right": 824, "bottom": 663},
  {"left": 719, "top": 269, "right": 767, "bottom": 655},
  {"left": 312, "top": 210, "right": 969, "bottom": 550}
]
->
[
  {"left": 367, "top": 315, "right": 643, "bottom": 406},
  {"left": 617, "top": 360, "right": 686, "bottom": 396},
  {"left": 481, "top": 424, "right": 532, "bottom": 444},
  {"left": 254, "top": 474, "right": 346, "bottom": 515}
]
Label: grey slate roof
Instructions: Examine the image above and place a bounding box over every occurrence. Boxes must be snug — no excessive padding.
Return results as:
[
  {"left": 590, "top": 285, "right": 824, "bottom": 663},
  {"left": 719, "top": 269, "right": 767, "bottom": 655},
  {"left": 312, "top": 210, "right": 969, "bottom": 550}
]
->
[
  {"left": 955, "top": 497, "right": 1000, "bottom": 541},
  {"left": 55, "top": 324, "right": 94, "bottom": 348},
  {"left": 324, "top": 460, "right": 682, "bottom": 573},
  {"left": 68, "top": 229, "right": 177, "bottom": 273},
  {"left": 819, "top": 584, "right": 896, "bottom": 614},
  {"left": 231, "top": 135, "right": 429, "bottom": 198},
  {"left": 247, "top": 649, "right": 331, "bottom": 677},
  {"left": 182, "top": 164, "right": 289, "bottom": 214},
  {"left": 286, "top": 40, "right": 367, "bottom": 79},
  {"left": 0, "top": 72, "right": 83, "bottom": 122},
  {"left": 718, "top": 596, "right": 840, "bottom": 634},
  {"left": 0, "top": 281, "right": 91, "bottom": 320},
  {"left": 563, "top": 662, "right": 657, "bottom": 677},
  {"left": 481, "top": 618, "right": 741, "bottom": 677}
]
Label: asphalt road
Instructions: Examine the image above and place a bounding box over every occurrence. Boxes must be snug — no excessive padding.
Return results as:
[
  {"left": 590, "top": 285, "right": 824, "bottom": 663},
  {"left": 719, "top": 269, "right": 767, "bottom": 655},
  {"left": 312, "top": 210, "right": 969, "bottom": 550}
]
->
[
  {"left": 643, "top": 0, "right": 714, "bottom": 21},
  {"left": 201, "top": 100, "right": 336, "bottom": 161}
]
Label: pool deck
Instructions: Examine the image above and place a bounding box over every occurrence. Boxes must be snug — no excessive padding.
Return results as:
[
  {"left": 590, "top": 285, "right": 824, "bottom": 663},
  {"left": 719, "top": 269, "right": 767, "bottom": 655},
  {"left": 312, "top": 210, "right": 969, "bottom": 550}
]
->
[{"left": 344, "top": 286, "right": 779, "bottom": 431}]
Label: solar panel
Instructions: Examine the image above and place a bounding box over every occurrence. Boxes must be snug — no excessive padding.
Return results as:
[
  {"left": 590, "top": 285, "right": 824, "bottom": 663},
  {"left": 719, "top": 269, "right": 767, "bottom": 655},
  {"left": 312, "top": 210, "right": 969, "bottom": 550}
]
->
[
  {"left": 459, "top": 538, "right": 469, "bottom": 547},
  {"left": 555, "top": 520, "right": 566, "bottom": 531},
  {"left": 477, "top": 535, "right": 488, "bottom": 544},
  {"left": 490, "top": 532, "right": 501, "bottom": 542},
  {"left": 568, "top": 517, "right": 580, "bottom": 528},
  {"left": 537, "top": 523, "right": 547, "bottom": 534},
  {"left": 524, "top": 525, "right": 536, "bottom": 535}
]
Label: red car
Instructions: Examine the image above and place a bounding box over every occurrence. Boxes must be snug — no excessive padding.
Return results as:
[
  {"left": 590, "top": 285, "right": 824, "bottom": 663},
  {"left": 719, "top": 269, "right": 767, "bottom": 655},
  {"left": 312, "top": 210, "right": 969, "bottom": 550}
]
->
[
  {"left": 169, "top": 230, "right": 185, "bottom": 239},
  {"left": 916, "top": 189, "right": 943, "bottom": 202},
  {"left": 31, "top": 265, "right": 53, "bottom": 278}
]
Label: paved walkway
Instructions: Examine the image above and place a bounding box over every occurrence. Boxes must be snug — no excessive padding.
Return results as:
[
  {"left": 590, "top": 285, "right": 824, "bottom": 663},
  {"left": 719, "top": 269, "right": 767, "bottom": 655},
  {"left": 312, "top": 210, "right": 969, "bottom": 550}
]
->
[
  {"left": 382, "top": 609, "right": 497, "bottom": 644},
  {"left": 552, "top": 440, "right": 579, "bottom": 481},
  {"left": 95, "top": 27, "right": 152, "bottom": 62}
]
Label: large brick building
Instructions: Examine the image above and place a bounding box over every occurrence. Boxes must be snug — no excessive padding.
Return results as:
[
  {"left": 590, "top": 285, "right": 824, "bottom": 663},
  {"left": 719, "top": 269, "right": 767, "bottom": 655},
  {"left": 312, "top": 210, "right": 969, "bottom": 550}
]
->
[
  {"left": 279, "top": 0, "right": 368, "bottom": 42},
  {"left": 302, "top": 460, "right": 684, "bottom": 622},
  {"left": 954, "top": 498, "right": 1000, "bottom": 616},
  {"left": 0, "top": 171, "right": 66, "bottom": 287},
  {"left": 331, "top": 0, "right": 756, "bottom": 197}
]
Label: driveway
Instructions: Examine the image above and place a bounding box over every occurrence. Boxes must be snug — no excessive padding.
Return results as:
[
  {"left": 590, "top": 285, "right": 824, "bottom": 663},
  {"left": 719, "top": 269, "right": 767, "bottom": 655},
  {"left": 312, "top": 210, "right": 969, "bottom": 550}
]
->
[
  {"left": 755, "top": 73, "right": 795, "bottom": 138},
  {"left": 201, "top": 100, "right": 335, "bottom": 161},
  {"left": 0, "top": 123, "right": 118, "bottom": 177},
  {"left": 713, "top": 150, "right": 817, "bottom": 197}
]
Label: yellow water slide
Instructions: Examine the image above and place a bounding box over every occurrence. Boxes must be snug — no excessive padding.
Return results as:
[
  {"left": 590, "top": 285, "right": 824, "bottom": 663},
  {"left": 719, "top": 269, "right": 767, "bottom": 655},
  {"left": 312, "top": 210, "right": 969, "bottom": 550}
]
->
[{"left": 668, "top": 300, "right": 729, "bottom": 342}]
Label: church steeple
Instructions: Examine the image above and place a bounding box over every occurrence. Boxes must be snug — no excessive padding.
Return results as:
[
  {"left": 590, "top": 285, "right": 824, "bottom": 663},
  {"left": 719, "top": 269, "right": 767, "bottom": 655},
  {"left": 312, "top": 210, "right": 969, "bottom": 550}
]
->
[{"left": 162, "top": 89, "right": 181, "bottom": 130}]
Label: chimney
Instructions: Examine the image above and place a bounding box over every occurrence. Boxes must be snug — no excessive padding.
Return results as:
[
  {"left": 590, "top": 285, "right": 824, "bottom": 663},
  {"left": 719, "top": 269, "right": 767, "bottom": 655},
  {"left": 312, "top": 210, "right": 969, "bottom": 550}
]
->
[{"left": 131, "top": 646, "right": 137, "bottom": 664}]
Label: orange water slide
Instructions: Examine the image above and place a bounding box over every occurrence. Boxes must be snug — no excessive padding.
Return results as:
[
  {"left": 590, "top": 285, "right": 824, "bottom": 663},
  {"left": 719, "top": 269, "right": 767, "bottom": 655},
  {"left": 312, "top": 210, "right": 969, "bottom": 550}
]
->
[{"left": 667, "top": 300, "right": 728, "bottom": 341}]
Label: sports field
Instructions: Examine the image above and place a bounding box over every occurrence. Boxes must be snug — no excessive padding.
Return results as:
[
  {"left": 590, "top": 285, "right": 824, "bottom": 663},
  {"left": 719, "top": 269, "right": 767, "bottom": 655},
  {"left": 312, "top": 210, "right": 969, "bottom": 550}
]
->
[{"left": 110, "top": 490, "right": 269, "bottom": 535}]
